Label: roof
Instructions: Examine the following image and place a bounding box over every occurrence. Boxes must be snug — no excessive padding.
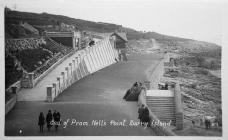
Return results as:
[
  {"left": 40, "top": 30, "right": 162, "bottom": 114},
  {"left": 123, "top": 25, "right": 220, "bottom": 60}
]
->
[
  {"left": 111, "top": 32, "right": 128, "bottom": 42},
  {"left": 84, "top": 31, "right": 128, "bottom": 42}
]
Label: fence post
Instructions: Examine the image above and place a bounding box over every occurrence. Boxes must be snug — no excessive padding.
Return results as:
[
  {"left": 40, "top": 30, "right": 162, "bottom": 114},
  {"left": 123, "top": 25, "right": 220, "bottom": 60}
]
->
[
  {"left": 28, "top": 73, "right": 34, "bottom": 88},
  {"left": 47, "top": 86, "right": 53, "bottom": 102},
  {"left": 65, "top": 67, "right": 69, "bottom": 88},
  {"left": 61, "top": 72, "right": 65, "bottom": 90},
  {"left": 69, "top": 63, "right": 73, "bottom": 85},
  {"left": 53, "top": 83, "right": 56, "bottom": 99},
  {"left": 174, "top": 83, "right": 183, "bottom": 130},
  {"left": 57, "top": 77, "right": 61, "bottom": 94},
  {"left": 11, "top": 86, "right": 17, "bottom": 94}
]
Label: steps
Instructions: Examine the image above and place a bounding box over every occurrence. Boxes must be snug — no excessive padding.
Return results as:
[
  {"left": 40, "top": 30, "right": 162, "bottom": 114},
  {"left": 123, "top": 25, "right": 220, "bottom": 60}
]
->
[{"left": 146, "top": 96, "right": 176, "bottom": 125}]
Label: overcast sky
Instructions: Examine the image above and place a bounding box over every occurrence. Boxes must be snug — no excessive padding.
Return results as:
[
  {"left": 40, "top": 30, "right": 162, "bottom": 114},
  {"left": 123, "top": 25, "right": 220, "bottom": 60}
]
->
[{"left": 2, "top": 0, "right": 225, "bottom": 45}]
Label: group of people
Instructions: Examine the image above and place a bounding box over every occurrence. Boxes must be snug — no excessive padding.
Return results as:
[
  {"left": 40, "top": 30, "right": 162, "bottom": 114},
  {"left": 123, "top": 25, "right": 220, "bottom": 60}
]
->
[
  {"left": 38, "top": 110, "right": 61, "bottom": 132},
  {"left": 138, "top": 104, "right": 150, "bottom": 127},
  {"left": 123, "top": 81, "right": 144, "bottom": 101}
]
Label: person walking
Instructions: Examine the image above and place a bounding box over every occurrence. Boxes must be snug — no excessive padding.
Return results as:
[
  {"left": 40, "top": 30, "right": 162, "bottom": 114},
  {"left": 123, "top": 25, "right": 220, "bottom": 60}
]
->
[
  {"left": 144, "top": 106, "right": 150, "bottom": 127},
  {"left": 38, "top": 112, "right": 45, "bottom": 132},
  {"left": 138, "top": 104, "right": 144, "bottom": 124},
  {"left": 55, "top": 112, "right": 61, "bottom": 131},
  {"left": 53, "top": 110, "right": 61, "bottom": 131},
  {"left": 46, "top": 110, "right": 53, "bottom": 131},
  {"left": 53, "top": 110, "right": 57, "bottom": 131},
  {"left": 142, "top": 106, "right": 150, "bottom": 127}
]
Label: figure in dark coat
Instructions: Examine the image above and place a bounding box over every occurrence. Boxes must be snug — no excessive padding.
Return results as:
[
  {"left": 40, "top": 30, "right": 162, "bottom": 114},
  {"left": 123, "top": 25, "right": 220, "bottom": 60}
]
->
[
  {"left": 53, "top": 110, "right": 61, "bottom": 131},
  {"left": 89, "top": 40, "right": 95, "bottom": 46},
  {"left": 38, "top": 112, "right": 45, "bottom": 132},
  {"left": 123, "top": 89, "right": 131, "bottom": 100},
  {"left": 46, "top": 110, "right": 53, "bottom": 131},
  {"left": 56, "top": 112, "right": 61, "bottom": 131},
  {"left": 138, "top": 104, "right": 145, "bottom": 124},
  {"left": 205, "top": 119, "right": 211, "bottom": 129},
  {"left": 53, "top": 110, "right": 57, "bottom": 131},
  {"left": 142, "top": 106, "right": 150, "bottom": 127}
]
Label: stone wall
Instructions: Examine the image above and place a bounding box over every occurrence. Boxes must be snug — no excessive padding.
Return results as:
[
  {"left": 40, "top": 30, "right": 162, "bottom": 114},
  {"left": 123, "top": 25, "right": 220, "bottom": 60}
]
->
[
  {"left": 148, "top": 53, "right": 170, "bottom": 89},
  {"left": 46, "top": 37, "right": 118, "bottom": 102},
  {"left": 138, "top": 89, "right": 176, "bottom": 136},
  {"left": 5, "top": 83, "right": 20, "bottom": 115},
  {"left": 5, "top": 95, "right": 17, "bottom": 115},
  {"left": 6, "top": 81, "right": 21, "bottom": 94},
  {"left": 145, "top": 53, "right": 183, "bottom": 131}
]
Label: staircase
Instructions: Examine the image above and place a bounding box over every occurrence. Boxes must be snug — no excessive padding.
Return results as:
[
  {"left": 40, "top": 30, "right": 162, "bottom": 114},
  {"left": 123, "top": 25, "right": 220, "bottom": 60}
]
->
[{"left": 146, "top": 90, "right": 176, "bottom": 125}]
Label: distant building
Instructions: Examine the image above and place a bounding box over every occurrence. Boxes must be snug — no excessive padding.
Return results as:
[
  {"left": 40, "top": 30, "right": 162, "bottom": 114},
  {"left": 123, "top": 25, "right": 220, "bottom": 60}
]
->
[
  {"left": 110, "top": 32, "right": 128, "bottom": 61},
  {"left": 60, "top": 23, "right": 77, "bottom": 32}
]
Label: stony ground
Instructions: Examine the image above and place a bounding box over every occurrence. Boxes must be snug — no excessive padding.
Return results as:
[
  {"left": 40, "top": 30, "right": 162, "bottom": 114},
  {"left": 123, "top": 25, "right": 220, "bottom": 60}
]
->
[
  {"left": 128, "top": 39, "right": 222, "bottom": 136},
  {"left": 163, "top": 56, "right": 222, "bottom": 136},
  {"left": 5, "top": 53, "right": 163, "bottom": 136}
]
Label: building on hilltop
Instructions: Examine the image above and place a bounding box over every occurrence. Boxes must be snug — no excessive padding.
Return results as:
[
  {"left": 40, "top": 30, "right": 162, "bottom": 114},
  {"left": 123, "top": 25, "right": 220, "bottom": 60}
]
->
[{"left": 110, "top": 32, "right": 128, "bottom": 61}]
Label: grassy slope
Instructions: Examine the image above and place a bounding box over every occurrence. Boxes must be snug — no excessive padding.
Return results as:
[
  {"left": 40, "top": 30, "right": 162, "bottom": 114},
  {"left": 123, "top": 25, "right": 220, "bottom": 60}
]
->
[
  {"left": 5, "top": 9, "right": 221, "bottom": 54},
  {"left": 4, "top": 9, "right": 218, "bottom": 44}
]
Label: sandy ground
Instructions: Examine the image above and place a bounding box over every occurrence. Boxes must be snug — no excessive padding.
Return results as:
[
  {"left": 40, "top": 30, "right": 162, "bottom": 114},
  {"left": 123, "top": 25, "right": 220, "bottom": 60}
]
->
[{"left": 5, "top": 53, "right": 163, "bottom": 136}]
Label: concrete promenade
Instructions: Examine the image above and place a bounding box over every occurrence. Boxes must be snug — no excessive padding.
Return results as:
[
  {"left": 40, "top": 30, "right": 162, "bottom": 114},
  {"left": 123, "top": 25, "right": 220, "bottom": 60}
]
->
[{"left": 5, "top": 53, "right": 163, "bottom": 136}]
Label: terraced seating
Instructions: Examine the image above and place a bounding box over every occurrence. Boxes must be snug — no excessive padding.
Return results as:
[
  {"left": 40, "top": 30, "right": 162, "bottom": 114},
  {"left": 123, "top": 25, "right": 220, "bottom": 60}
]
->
[{"left": 5, "top": 37, "right": 74, "bottom": 88}]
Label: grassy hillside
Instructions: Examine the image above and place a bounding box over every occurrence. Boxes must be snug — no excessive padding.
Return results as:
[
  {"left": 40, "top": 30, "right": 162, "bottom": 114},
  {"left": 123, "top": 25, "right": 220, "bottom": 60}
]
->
[
  {"left": 5, "top": 8, "right": 121, "bottom": 33},
  {"left": 5, "top": 8, "right": 221, "bottom": 52}
]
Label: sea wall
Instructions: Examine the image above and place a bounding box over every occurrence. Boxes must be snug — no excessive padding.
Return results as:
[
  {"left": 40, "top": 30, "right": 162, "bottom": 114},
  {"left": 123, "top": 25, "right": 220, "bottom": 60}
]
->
[
  {"left": 46, "top": 37, "right": 118, "bottom": 102},
  {"left": 5, "top": 95, "right": 17, "bottom": 115},
  {"left": 143, "top": 52, "right": 183, "bottom": 132},
  {"left": 148, "top": 53, "right": 170, "bottom": 89}
]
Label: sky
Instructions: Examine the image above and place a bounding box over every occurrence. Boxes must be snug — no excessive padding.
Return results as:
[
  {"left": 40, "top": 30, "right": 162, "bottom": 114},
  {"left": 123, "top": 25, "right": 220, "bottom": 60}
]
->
[{"left": 1, "top": 0, "right": 226, "bottom": 45}]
